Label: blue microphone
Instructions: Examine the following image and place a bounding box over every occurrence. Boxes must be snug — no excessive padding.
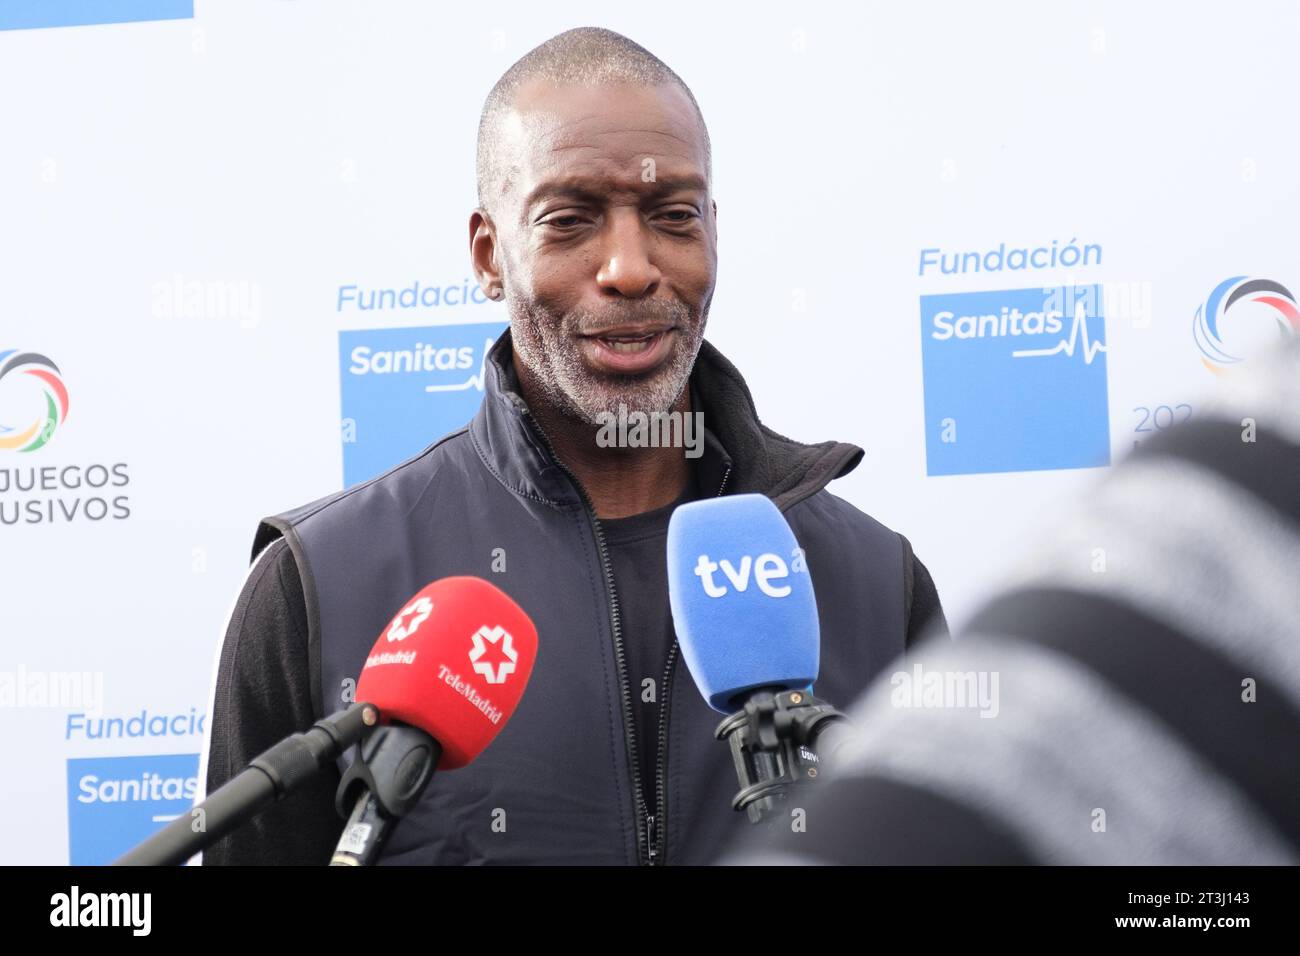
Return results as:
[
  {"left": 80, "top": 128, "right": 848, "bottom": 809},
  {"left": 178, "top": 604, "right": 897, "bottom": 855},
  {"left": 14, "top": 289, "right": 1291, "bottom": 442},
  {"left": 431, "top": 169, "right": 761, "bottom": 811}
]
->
[
  {"left": 667, "top": 493, "right": 819, "bottom": 711},
  {"left": 667, "top": 494, "right": 850, "bottom": 822}
]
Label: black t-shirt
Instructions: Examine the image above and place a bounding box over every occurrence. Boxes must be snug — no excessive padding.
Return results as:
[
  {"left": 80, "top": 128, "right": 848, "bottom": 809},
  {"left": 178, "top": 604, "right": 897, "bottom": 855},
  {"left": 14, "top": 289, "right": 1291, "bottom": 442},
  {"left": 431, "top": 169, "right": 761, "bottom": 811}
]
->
[{"left": 599, "top": 463, "right": 703, "bottom": 822}]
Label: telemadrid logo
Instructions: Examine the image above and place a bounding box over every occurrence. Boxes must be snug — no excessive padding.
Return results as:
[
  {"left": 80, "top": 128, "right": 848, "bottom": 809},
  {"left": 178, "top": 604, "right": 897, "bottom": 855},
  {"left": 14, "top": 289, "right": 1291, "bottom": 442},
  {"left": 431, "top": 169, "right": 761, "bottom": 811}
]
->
[
  {"left": 0, "top": 350, "right": 69, "bottom": 452},
  {"left": 386, "top": 597, "right": 433, "bottom": 642},
  {"left": 1193, "top": 277, "right": 1298, "bottom": 375},
  {"left": 468, "top": 625, "right": 518, "bottom": 685}
]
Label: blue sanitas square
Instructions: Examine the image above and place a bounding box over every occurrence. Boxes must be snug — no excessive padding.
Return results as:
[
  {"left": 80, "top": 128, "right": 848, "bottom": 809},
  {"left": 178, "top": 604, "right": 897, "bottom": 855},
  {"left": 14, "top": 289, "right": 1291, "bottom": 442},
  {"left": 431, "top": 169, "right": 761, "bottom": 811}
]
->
[
  {"left": 339, "top": 322, "right": 507, "bottom": 488},
  {"left": 67, "top": 754, "right": 199, "bottom": 865},
  {"left": 0, "top": 1, "right": 193, "bottom": 31},
  {"left": 919, "top": 285, "right": 1111, "bottom": 476}
]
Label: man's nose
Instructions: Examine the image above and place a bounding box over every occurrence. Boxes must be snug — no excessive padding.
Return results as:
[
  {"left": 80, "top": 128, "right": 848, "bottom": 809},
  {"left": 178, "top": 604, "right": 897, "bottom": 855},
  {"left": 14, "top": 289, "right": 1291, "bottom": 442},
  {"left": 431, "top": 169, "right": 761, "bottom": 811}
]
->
[{"left": 595, "top": 209, "right": 661, "bottom": 297}]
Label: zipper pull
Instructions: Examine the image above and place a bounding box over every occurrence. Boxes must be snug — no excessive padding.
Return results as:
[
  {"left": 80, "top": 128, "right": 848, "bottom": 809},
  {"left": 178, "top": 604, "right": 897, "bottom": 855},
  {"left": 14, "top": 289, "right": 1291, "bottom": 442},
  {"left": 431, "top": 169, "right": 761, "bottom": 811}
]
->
[{"left": 646, "top": 815, "right": 658, "bottom": 862}]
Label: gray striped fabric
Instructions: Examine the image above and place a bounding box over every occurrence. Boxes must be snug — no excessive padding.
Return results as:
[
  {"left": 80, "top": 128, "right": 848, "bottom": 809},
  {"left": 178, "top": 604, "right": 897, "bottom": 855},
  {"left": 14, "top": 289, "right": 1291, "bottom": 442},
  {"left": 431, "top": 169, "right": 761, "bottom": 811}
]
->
[
  {"left": 727, "top": 337, "right": 1300, "bottom": 865},
  {"left": 997, "top": 456, "right": 1300, "bottom": 707}
]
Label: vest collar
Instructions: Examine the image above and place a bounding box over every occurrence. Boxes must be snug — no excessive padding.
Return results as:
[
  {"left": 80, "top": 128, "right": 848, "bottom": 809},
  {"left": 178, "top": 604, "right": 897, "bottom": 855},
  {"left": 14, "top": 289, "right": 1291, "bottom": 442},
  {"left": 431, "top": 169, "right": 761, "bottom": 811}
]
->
[{"left": 469, "top": 327, "right": 863, "bottom": 511}]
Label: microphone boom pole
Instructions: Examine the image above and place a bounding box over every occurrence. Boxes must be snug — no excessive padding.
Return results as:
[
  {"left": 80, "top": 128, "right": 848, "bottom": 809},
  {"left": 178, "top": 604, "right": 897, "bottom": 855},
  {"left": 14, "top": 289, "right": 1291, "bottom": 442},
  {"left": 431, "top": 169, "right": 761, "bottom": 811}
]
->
[{"left": 113, "top": 702, "right": 377, "bottom": 867}]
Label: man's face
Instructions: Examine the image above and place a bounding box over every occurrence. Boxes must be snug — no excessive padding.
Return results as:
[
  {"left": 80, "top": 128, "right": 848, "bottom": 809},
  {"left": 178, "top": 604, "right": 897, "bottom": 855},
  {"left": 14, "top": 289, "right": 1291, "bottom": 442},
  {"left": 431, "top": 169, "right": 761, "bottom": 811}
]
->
[{"left": 481, "top": 79, "right": 717, "bottom": 426}]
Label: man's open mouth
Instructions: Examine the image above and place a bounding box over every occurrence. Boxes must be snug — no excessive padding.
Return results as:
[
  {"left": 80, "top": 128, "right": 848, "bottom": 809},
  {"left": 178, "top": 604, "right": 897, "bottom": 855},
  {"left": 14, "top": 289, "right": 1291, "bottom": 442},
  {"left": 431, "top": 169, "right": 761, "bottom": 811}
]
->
[
  {"left": 579, "top": 326, "right": 678, "bottom": 373},
  {"left": 595, "top": 331, "right": 663, "bottom": 354}
]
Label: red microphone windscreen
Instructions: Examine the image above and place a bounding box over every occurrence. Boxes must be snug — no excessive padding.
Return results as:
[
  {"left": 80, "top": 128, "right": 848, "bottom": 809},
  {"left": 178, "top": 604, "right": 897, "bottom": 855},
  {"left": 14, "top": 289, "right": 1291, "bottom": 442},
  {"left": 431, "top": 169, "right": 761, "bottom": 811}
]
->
[{"left": 356, "top": 576, "right": 538, "bottom": 769}]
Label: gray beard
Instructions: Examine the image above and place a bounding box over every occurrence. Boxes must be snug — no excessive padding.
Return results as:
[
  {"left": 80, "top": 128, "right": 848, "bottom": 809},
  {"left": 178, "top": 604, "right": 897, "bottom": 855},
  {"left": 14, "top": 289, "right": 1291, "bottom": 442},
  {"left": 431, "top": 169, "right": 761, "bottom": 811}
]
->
[{"left": 507, "top": 292, "right": 706, "bottom": 427}]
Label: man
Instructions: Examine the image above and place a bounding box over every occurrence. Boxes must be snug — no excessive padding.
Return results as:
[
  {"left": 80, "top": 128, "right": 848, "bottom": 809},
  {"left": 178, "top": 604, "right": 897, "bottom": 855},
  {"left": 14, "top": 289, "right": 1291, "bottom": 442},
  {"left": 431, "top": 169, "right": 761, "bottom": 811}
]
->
[{"left": 199, "top": 26, "right": 946, "bottom": 865}]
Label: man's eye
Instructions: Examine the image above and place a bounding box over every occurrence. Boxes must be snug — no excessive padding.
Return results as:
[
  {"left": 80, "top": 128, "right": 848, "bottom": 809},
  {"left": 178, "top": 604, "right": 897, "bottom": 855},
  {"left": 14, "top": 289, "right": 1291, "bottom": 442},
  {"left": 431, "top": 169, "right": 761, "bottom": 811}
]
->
[
  {"left": 544, "top": 215, "right": 583, "bottom": 228},
  {"left": 660, "top": 210, "right": 696, "bottom": 223}
]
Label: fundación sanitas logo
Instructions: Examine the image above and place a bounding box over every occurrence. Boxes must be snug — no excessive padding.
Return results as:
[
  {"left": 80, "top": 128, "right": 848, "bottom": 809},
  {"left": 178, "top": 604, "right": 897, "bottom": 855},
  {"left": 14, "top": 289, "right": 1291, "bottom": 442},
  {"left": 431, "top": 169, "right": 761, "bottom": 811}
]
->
[
  {"left": 0, "top": 350, "right": 69, "bottom": 453},
  {"left": 919, "top": 285, "right": 1111, "bottom": 476},
  {"left": 1193, "top": 276, "right": 1298, "bottom": 376},
  {"left": 338, "top": 322, "right": 507, "bottom": 489}
]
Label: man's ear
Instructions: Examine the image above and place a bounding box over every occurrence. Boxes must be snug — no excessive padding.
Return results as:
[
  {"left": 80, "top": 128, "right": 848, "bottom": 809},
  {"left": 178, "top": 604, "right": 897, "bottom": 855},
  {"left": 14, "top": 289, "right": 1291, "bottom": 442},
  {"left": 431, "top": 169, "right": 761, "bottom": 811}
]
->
[{"left": 469, "top": 209, "right": 504, "bottom": 300}]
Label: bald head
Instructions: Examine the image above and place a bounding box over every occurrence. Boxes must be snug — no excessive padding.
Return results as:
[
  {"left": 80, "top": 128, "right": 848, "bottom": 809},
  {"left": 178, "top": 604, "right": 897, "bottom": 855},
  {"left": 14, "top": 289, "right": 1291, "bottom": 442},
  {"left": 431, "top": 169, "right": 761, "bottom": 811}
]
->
[{"left": 475, "top": 26, "right": 711, "bottom": 218}]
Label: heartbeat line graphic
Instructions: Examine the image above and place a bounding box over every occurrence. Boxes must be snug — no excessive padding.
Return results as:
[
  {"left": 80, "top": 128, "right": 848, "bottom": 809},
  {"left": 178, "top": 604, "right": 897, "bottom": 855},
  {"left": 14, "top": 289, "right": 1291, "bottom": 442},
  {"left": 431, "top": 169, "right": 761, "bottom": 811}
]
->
[
  {"left": 1011, "top": 303, "right": 1107, "bottom": 365},
  {"left": 424, "top": 337, "right": 497, "bottom": 393}
]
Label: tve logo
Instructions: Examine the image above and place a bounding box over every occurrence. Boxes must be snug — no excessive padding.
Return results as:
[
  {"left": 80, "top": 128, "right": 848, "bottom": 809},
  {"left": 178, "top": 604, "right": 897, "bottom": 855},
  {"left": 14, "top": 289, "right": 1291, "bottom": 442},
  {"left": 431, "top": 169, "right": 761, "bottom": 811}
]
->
[
  {"left": 692, "top": 550, "right": 804, "bottom": 598},
  {"left": 339, "top": 322, "right": 507, "bottom": 487},
  {"left": 919, "top": 284, "right": 1111, "bottom": 476},
  {"left": 67, "top": 753, "right": 199, "bottom": 865}
]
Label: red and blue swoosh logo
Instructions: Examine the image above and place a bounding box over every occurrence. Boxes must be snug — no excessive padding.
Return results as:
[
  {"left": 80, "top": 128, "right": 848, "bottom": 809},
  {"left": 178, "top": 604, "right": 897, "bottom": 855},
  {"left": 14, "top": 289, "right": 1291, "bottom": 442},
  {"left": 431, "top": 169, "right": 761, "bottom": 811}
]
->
[
  {"left": 0, "top": 350, "right": 70, "bottom": 452},
  {"left": 1194, "top": 277, "right": 1299, "bottom": 375}
]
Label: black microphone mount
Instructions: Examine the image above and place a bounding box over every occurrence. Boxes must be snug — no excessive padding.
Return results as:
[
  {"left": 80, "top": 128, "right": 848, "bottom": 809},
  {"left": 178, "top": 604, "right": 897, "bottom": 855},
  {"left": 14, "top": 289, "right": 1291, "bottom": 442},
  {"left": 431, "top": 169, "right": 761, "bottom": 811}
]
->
[
  {"left": 715, "top": 687, "right": 850, "bottom": 824},
  {"left": 329, "top": 723, "right": 441, "bottom": 865}
]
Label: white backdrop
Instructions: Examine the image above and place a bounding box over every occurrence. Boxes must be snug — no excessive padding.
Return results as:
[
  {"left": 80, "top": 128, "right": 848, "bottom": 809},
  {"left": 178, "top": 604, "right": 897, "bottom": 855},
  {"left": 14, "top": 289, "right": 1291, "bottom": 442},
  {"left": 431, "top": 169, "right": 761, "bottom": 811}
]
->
[{"left": 1, "top": 0, "right": 1296, "bottom": 863}]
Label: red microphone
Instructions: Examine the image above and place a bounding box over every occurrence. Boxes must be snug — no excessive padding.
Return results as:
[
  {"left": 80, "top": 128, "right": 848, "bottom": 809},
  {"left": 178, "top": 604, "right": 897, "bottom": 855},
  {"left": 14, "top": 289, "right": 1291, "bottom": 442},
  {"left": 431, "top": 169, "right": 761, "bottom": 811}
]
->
[
  {"left": 359, "top": 575, "right": 537, "bottom": 764},
  {"left": 332, "top": 576, "right": 538, "bottom": 864}
]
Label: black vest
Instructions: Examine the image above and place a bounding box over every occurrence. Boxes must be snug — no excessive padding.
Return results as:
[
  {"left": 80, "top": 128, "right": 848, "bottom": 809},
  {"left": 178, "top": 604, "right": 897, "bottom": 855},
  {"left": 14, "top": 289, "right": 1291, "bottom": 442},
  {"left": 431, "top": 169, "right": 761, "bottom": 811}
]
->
[{"left": 252, "top": 331, "right": 906, "bottom": 864}]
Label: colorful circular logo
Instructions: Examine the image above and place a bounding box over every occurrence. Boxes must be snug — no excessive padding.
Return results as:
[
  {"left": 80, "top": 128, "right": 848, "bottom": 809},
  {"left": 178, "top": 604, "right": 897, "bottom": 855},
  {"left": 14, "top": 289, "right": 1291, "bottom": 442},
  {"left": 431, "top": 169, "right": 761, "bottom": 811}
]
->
[
  {"left": 0, "top": 350, "right": 70, "bottom": 452},
  {"left": 1193, "top": 277, "right": 1299, "bottom": 375}
]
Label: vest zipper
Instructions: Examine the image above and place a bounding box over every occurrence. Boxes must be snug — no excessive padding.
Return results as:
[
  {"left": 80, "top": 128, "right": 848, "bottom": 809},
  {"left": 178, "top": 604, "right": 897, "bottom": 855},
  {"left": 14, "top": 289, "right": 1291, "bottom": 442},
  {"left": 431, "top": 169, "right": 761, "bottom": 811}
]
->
[
  {"left": 519, "top": 408, "right": 653, "bottom": 865},
  {"left": 520, "top": 404, "right": 731, "bottom": 866},
  {"left": 652, "top": 463, "right": 730, "bottom": 864}
]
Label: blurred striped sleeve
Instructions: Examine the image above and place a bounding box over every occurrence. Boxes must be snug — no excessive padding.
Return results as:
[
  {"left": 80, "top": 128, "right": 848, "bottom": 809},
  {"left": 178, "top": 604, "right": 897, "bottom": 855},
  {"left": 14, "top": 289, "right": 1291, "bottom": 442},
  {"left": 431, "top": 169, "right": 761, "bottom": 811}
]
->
[{"left": 727, "top": 338, "right": 1300, "bottom": 865}]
